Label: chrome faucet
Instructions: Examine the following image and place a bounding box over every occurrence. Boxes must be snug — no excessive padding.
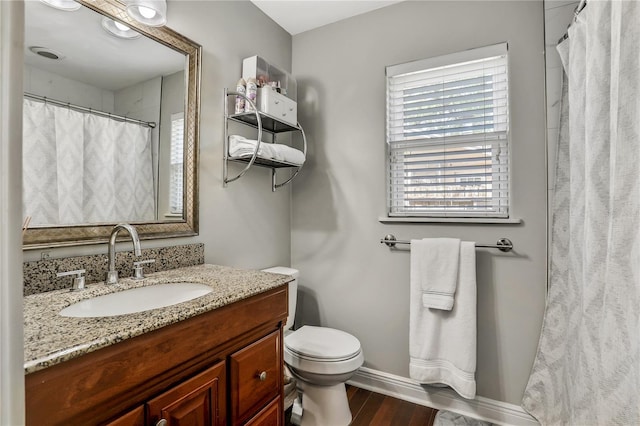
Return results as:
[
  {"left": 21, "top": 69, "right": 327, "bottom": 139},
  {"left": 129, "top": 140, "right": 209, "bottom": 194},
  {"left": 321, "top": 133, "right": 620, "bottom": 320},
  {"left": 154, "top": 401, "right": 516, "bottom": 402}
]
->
[{"left": 106, "top": 224, "right": 141, "bottom": 284}]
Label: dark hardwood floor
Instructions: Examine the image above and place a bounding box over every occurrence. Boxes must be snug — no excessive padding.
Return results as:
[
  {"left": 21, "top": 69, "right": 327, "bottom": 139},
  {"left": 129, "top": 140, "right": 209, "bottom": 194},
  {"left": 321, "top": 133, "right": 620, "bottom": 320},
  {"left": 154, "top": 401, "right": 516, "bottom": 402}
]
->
[
  {"left": 285, "top": 385, "right": 438, "bottom": 425},
  {"left": 347, "top": 385, "right": 438, "bottom": 425}
]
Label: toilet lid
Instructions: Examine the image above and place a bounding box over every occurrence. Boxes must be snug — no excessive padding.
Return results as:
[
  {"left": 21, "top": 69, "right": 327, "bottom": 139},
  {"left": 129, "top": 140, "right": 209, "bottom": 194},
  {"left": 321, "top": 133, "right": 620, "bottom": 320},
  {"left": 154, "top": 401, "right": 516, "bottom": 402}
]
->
[{"left": 285, "top": 326, "right": 361, "bottom": 361}]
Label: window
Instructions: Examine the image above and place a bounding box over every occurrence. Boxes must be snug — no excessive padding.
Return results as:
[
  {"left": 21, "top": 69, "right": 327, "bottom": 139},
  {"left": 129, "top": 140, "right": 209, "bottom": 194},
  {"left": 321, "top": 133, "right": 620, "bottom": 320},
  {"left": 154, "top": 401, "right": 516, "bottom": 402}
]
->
[
  {"left": 169, "top": 112, "right": 184, "bottom": 215},
  {"left": 386, "top": 43, "right": 509, "bottom": 219}
]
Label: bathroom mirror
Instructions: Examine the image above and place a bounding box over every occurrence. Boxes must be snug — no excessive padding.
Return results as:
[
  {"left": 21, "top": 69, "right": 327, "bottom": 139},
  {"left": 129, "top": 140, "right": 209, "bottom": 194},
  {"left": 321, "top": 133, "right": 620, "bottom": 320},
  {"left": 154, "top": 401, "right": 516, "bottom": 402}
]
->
[{"left": 22, "top": 0, "right": 201, "bottom": 249}]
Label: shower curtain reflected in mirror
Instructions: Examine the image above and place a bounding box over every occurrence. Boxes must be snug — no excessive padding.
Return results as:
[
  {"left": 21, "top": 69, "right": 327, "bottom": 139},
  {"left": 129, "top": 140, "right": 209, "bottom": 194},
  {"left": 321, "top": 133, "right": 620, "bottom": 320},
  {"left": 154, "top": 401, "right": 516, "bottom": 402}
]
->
[
  {"left": 22, "top": 98, "right": 155, "bottom": 225},
  {"left": 522, "top": 1, "right": 639, "bottom": 424}
]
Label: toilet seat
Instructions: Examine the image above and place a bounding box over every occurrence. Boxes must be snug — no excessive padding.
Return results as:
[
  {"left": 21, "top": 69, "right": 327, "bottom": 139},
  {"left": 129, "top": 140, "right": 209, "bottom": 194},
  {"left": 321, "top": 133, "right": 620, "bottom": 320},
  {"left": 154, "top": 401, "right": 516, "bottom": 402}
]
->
[
  {"left": 284, "top": 326, "right": 364, "bottom": 376},
  {"left": 285, "top": 326, "right": 361, "bottom": 360}
]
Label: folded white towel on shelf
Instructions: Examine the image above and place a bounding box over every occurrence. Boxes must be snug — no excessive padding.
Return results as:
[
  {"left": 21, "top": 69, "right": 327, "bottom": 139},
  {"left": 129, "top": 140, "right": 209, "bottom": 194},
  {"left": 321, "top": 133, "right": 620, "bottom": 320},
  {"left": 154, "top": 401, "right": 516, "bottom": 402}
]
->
[
  {"left": 409, "top": 240, "right": 477, "bottom": 400},
  {"left": 228, "top": 134, "right": 305, "bottom": 166},
  {"left": 270, "top": 143, "right": 306, "bottom": 165},
  {"left": 413, "top": 238, "right": 461, "bottom": 310},
  {"left": 228, "top": 135, "right": 273, "bottom": 158}
]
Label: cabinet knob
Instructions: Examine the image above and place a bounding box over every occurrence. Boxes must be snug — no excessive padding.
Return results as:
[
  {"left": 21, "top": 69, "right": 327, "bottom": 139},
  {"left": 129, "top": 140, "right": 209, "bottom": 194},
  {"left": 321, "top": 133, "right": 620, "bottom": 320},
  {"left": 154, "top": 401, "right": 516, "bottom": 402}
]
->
[
  {"left": 156, "top": 419, "right": 168, "bottom": 426},
  {"left": 258, "top": 371, "right": 267, "bottom": 381}
]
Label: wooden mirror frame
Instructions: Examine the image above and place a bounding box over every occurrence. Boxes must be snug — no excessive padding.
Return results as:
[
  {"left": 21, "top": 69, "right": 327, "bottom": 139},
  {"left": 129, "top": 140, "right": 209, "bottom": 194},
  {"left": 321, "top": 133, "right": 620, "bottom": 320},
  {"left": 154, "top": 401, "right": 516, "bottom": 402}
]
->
[{"left": 23, "top": 0, "right": 201, "bottom": 250}]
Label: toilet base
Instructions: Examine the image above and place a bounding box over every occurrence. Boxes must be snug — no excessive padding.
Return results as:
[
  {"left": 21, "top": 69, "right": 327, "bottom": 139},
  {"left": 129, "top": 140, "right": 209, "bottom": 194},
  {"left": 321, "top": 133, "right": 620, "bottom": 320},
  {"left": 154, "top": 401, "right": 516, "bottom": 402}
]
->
[{"left": 297, "top": 381, "right": 352, "bottom": 426}]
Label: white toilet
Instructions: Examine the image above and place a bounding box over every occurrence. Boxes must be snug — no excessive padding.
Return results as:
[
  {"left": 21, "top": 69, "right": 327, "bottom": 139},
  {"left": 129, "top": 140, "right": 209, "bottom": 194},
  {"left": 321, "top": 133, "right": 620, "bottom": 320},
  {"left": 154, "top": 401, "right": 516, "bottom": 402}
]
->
[{"left": 262, "top": 267, "right": 364, "bottom": 426}]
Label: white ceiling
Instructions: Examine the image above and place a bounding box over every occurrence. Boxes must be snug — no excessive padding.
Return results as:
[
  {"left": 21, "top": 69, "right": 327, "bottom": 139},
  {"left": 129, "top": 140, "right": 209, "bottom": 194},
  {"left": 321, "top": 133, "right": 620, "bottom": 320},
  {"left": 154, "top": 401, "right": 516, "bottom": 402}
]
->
[
  {"left": 24, "top": 0, "right": 403, "bottom": 92},
  {"left": 250, "top": 0, "right": 405, "bottom": 35},
  {"left": 24, "top": 1, "right": 184, "bottom": 92}
]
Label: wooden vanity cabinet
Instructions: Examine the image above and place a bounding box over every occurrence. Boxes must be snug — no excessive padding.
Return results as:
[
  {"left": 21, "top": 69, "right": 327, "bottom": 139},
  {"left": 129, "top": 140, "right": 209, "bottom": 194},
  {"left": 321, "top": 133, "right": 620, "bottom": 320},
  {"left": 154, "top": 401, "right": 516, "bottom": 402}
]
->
[
  {"left": 244, "top": 397, "right": 281, "bottom": 426},
  {"left": 146, "top": 361, "right": 226, "bottom": 426},
  {"left": 26, "top": 286, "right": 287, "bottom": 426},
  {"left": 105, "top": 361, "right": 226, "bottom": 426},
  {"left": 230, "top": 331, "right": 282, "bottom": 425},
  {"left": 105, "top": 406, "right": 145, "bottom": 426}
]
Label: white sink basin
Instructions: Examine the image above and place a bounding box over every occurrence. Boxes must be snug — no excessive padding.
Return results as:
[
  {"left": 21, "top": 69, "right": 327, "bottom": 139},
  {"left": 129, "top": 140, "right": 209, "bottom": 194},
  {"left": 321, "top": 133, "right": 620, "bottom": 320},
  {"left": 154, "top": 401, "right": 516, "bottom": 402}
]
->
[{"left": 59, "top": 283, "right": 213, "bottom": 318}]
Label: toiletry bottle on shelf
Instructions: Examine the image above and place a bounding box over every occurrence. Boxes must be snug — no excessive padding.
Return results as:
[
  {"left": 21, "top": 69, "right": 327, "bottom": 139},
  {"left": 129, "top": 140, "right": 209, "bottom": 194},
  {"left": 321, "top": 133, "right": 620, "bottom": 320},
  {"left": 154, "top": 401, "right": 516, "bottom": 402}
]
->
[
  {"left": 245, "top": 77, "right": 258, "bottom": 113},
  {"left": 235, "top": 78, "right": 246, "bottom": 114}
]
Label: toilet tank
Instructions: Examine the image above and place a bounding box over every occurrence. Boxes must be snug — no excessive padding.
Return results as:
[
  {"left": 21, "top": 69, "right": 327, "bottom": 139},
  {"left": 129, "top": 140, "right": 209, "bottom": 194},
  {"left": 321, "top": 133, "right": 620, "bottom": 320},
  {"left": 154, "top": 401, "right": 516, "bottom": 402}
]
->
[{"left": 261, "top": 266, "right": 298, "bottom": 331}]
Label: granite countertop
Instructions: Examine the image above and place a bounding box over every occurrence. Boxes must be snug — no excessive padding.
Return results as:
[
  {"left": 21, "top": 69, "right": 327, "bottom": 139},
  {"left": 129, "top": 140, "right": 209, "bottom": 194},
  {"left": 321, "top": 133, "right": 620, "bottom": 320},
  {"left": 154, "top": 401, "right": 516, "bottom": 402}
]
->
[{"left": 24, "top": 264, "right": 290, "bottom": 374}]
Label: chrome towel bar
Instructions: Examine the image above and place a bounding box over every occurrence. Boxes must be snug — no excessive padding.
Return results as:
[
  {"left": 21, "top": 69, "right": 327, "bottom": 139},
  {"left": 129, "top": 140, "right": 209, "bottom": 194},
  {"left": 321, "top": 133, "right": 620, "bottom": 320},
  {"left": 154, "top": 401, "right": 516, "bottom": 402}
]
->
[{"left": 380, "top": 234, "right": 513, "bottom": 252}]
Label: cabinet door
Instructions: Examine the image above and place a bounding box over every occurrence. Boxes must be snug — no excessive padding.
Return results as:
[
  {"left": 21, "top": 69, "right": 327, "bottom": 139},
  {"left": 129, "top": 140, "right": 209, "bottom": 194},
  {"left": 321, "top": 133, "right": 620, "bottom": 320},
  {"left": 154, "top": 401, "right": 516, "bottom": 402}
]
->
[
  {"left": 244, "top": 397, "right": 281, "bottom": 426},
  {"left": 147, "top": 361, "right": 226, "bottom": 426},
  {"left": 103, "top": 405, "right": 145, "bottom": 426},
  {"left": 230, "top": 331, "right": 281, "bottom": 425}
]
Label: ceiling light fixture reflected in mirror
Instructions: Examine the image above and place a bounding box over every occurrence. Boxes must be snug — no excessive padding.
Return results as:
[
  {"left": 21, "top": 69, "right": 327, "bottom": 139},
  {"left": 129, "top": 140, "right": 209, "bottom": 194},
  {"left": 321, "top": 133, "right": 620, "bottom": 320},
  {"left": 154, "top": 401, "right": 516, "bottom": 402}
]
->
[
  {"left": 126, "top": 0, "right": 167, "bottom": 27},
  {"left": 39, "top": 0, "right": 81, "bottom": 11},
  {"left": 101, "top": 17, "right": 142, "bottom": 39}
]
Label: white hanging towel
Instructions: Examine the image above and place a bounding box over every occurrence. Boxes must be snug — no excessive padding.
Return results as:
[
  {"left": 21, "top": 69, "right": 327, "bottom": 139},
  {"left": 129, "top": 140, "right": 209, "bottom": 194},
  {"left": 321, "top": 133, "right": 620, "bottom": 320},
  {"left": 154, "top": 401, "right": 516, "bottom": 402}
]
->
[
  {"left": 415, "top": 238, "right": 461, "bottom": 310},
  {"left": 409, "top": 239, "right": 477, "bottom": 399}
]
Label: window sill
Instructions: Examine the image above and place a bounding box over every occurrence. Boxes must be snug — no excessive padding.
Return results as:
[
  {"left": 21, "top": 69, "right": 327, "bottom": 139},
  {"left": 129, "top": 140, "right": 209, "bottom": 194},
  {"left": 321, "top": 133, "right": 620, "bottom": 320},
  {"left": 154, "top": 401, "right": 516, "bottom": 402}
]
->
[
  {"left": 163, "top": 213, "right": 183, "bottom": 219},
  {"left": 378, "top": 216, "right": 523, "bottom": 224}
]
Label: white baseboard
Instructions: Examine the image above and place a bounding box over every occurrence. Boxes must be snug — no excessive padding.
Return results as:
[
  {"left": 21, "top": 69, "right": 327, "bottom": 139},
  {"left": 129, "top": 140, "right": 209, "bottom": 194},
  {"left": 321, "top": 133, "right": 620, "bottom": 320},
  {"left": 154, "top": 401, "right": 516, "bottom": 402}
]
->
[{"left": 347, "top": 367, "right": 539, "bottom": 426}]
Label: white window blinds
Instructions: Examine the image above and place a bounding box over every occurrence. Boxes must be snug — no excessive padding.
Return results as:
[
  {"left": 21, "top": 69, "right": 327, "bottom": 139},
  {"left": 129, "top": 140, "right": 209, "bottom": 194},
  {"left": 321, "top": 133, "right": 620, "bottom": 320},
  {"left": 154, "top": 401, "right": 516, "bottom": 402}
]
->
[
  {"left": 169, "top": 112, "right": 184, "bottom": 215},
  {"left": 386, "top": 43, "right": 510, "bottom": 218}
]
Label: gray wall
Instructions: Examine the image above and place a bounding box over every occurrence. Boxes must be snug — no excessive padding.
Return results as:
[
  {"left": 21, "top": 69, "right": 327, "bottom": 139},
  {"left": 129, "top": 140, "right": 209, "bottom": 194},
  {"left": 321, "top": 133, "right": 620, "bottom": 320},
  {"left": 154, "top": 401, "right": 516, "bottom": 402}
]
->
[
  {"left": 2, "top": 1, "right": 25, "bottom": 423},
  {"left": 23, "top": 1, "right": 294, "bottom": 272},
  {"left": 291, "top": 0, "right": 547, "bottom": 405},
  {"left": 24, "top": 64, "right": 115, "bottom": 112},
  {"left": 169, "top": 0, "right": 292, "bottom": 269}
]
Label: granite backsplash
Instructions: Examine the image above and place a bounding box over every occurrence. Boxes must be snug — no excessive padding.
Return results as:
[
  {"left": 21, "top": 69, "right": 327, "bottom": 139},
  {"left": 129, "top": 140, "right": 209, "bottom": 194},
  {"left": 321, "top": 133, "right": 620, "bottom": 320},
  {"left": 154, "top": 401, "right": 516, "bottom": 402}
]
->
[{"left": 23, "top": 243, "right": 204, "bottom": 296}]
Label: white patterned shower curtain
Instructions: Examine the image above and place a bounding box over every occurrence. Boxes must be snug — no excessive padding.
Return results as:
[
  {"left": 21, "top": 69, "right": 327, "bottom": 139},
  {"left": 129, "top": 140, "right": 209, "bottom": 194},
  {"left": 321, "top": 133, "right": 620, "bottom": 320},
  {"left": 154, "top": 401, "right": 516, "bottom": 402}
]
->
[
  {"left": 522, "top": 1, "right": 640, "bottom": 424},
  {"left": 22, "top": 99, "right": 155, "bottom": 225}
]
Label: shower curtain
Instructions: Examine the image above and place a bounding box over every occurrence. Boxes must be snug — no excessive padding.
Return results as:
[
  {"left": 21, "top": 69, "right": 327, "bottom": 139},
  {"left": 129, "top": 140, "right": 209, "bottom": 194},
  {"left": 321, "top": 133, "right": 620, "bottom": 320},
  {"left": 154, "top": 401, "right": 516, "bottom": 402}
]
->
[
  {"left": 23, "top": 99, "right": 155, "bottom": 225},
  {"left": 522, "top": 1, "right": 640, "bottom": 424}
]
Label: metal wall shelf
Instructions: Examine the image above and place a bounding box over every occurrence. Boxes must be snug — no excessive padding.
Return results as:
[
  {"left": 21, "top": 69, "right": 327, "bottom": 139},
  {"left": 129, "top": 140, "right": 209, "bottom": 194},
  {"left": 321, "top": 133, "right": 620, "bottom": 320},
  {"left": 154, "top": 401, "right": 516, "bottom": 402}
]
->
[
  {"left": 227, "top": 112, "right": 299, "bottom": 133},
  {"left": 228, "top": 156, "right": 302, "bottom": 169},
  {"left": 223, "top": 89, "right": 307, "bottom": 191}
]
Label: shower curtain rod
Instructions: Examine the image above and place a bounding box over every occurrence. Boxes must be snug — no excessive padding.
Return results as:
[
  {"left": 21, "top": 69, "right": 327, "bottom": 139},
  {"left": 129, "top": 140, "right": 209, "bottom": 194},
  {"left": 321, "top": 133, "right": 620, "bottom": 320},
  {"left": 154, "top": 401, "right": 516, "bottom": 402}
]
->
[
  {"left": 558, "top": 0, "right": 587, "bottom": 44},
  {"left": 23, "top": 92, "right": 156, "bottom": 129}
]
